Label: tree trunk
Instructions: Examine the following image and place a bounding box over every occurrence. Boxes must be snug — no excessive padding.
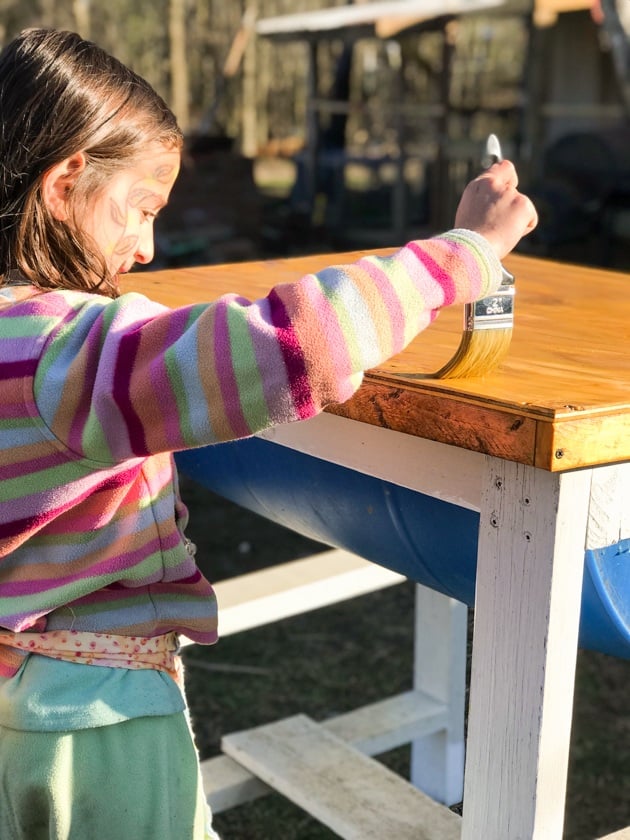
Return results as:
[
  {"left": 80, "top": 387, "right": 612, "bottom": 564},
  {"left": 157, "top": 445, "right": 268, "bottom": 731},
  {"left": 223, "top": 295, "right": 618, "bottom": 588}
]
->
[
  {"left": 241, "top": 2, "right": 259, "bottom": 157},
  {"left": 73, "top": 0, "right": 91, "bottom": 39},
  {"left": 169, "top": 0, "right": 190, "bottom": 132}
]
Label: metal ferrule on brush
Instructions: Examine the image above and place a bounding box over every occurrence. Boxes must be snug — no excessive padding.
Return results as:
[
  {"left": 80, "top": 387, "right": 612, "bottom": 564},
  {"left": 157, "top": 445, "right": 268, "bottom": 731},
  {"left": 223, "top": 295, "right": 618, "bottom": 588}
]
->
[{"left": 464, "top": 267, "right": 515, "bottom": 332}]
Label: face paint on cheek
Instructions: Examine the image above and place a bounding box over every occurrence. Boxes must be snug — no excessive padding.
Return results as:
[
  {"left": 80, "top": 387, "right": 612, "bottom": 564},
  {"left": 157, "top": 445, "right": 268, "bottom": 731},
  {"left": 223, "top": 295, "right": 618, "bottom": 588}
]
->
[
  {"left": 128, "top": 161, "right": 177, "bottom": 210},
  {"left": 106, "top": 196, "right": 137, "bottom": 260},
  {"left": 109, "top": 196, "right": 128, "bottom": 229},
  {"left": 154, "top": 163, "right": 177, "bottom": 184},
  {"left": 128, "top": 187, "right": 156, "bottom": 208},
  {"left": 113, "top": 235, "right": 140, "bottom": 257}
]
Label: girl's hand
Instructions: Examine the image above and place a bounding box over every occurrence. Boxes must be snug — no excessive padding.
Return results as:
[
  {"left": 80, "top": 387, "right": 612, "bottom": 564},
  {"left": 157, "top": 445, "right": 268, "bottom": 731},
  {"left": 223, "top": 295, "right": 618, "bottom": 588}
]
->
[{"left": 454, "top": 160, "right": 538, "bottom": 261}]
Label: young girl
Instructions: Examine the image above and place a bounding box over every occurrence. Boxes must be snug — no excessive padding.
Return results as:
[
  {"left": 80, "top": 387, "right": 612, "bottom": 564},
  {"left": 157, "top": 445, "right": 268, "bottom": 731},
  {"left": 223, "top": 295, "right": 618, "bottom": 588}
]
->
[{"left": 0, "top": 27, "right": 537, "bottom": 840}]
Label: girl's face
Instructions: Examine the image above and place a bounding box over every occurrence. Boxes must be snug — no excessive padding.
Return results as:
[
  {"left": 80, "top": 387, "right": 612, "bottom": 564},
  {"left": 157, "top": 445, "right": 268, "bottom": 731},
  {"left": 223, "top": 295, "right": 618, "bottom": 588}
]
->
[{"left": 83, "top": 144, "right": 181, "bottom": 278}]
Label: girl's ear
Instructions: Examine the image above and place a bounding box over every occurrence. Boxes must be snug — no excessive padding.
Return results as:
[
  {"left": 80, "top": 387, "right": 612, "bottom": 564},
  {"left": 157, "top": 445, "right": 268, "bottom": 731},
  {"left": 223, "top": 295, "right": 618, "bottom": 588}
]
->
[{"left": 41, "top": 152, "right": 87, "bottom": 221}]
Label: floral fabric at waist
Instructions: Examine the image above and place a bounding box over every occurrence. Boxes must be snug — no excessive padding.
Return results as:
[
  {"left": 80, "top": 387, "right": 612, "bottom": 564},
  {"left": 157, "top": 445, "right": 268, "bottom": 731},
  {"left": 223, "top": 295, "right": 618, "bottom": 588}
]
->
[{"left": 0, "top": 629, "right": 183, "bottom": 687}]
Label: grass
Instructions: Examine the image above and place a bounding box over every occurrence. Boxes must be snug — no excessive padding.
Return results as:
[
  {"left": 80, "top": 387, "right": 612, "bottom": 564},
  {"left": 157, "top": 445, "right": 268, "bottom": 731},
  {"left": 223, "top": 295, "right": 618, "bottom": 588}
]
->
[{"left": 180, "top": 478, "right": 630, "bottom": 840}]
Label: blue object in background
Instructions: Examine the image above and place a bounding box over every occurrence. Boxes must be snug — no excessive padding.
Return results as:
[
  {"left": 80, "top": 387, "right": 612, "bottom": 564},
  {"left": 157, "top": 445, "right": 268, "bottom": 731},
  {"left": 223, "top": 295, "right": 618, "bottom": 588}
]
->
[{"left": 176, "top": 436, "right": 630, "bottom": 660}]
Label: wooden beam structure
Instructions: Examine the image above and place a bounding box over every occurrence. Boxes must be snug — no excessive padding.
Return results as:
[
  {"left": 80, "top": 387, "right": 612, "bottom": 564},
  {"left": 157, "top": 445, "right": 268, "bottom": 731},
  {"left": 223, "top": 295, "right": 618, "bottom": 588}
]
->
[
  {"left": 122, "top": 252, "right": 630, "bottom": 837},
  {"left": 256, "top": 0, "right": 505, "bottom": 40},
  {"left": 122, "top": 253, "right": 630, "bottom": 472}
]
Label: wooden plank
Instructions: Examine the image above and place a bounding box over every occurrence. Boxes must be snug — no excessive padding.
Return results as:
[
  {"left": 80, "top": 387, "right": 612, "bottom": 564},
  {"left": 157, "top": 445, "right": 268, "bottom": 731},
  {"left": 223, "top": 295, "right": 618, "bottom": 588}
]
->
[
  {"left": 534, "top": 0, "right": 592, "bottom": 26},
  {"left": 260, "top": 413, "right": 485, "bottom": 511},
  {"left": 200, "top": 754, "right": 271, "bottom": 814},
  {"left": 411, "top": 586, "right": 467, "bottom": 806},
  {"left": 202, "top": 688, "right": 449, "bottom": 813},
  {"left": 120, "top": 253, "right": 630, "bottom": 471},
  {"left": 222, "top": 714, "right": 462, "bottom": 839},
  {"left": 121, "top": 255, "right": 630, "bottom": 420},
  {"left": 586, "top": 463, "right": 630, "bottom": 548},
  {"left": 534, "top": 0, "right": 596, "bottom": 29},
  {"left": 323, "top": 688, "right": 448, "bottom": 755},
  {"left": 326, "top": 381, "right": 538, "bottom": 467},
  {"left": 535, "top": 0, "right": 591, "bottom": 11},
  {"left": 256, "top": 0, "right": 503, "bottom": 37},
  {"left": 535, "top": 411, "right": 630, "bottom": 470},
  {"left": 462, "top": 458, "right": 592, "bottom": 839},
  {"left": 181, "top": 548, "right": 404, "bottom": 642}
]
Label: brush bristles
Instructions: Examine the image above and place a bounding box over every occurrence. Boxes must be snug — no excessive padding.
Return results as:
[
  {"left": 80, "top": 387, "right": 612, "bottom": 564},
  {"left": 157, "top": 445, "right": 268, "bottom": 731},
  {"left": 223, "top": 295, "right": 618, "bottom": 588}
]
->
[{"left": 433, "top": 327, "right": 513, "bottom": 379}]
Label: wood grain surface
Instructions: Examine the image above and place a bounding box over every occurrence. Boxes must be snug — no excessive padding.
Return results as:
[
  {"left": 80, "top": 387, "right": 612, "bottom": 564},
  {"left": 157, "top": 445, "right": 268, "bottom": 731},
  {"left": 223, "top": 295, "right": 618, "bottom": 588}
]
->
[{"left": 121, "top": 251, "right": 630, "bottom": 471}]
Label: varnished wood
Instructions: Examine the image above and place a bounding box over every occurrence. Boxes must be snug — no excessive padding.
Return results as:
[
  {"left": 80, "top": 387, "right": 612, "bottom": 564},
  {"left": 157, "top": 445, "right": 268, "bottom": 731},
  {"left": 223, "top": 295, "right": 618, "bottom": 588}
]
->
[{"left": 121, "top": 252, "right": 630, "bottom": 471}]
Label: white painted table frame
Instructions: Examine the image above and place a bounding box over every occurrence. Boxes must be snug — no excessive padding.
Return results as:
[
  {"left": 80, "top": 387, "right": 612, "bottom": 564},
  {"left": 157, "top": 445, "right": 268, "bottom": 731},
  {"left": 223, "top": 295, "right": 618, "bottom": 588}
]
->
[{"left": 254, "top": 412, "right": 630, "bottom": 839}]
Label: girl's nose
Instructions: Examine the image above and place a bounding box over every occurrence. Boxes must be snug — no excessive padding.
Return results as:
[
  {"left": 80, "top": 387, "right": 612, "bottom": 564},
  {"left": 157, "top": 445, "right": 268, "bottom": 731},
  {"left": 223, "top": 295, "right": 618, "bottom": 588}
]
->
[{"left": 134, "top": 229, "right": 155, "bottom": 265}]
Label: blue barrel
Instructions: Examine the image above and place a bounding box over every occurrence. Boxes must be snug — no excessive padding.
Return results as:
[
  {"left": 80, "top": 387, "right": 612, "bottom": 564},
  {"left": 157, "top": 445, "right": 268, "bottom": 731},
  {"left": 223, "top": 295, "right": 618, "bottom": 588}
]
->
[{"left": 176, "top": 436, "right": 630, "bottom": 660}]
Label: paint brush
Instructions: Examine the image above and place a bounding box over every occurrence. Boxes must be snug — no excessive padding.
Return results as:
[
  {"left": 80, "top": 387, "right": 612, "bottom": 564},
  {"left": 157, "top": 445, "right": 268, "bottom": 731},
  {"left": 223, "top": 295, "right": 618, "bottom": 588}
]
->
[{"left": 423, "top": 134, "right": 515, "bottom": 379}]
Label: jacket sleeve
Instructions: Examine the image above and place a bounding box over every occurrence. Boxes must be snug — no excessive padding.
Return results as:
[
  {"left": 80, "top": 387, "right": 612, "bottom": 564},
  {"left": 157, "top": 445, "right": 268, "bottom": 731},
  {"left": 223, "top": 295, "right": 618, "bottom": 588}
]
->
[{"left": 35, "top": 229, "right": 502, "bottom": 463}]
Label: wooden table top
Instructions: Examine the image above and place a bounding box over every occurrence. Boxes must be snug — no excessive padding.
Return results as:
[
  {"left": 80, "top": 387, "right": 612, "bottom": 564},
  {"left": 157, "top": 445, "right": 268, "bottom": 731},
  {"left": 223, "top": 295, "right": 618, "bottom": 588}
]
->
[{"left": 121, "top": 251, "right": 630, "bottom": 472}]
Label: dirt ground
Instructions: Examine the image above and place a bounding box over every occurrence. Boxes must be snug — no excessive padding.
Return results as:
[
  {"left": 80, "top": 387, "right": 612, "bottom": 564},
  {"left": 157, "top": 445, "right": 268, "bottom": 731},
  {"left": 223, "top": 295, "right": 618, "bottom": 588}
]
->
[{"left": 157, "top": 146, "right": 630, "bottom": 839}]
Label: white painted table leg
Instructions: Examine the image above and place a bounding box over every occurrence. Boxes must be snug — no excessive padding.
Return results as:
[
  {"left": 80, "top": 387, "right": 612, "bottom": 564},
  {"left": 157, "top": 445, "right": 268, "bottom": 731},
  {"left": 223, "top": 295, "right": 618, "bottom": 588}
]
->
[
  {"left": 462, "top": 458, "right": 592, "bottom": 840},
  {"left": 410, "top": 583, "right": 467, "bottom": 806}
]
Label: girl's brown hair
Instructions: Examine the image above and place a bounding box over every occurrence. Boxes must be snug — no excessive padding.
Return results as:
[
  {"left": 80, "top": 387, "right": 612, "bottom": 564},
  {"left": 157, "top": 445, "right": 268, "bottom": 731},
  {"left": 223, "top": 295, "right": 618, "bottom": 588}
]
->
[{"left": 0, "top": 28, "right": 183, "bottom": 298}]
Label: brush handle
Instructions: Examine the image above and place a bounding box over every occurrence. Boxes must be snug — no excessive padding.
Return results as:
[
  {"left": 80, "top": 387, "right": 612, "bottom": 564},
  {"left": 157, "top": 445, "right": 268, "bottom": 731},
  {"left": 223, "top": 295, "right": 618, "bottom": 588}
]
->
[
  {"left": 481, "top": 135, "right": 515, "bottom": 290},
  {"left": 466, "top": 136, "right": 516, "bottom": 331},
  {"left": 482, "top": 133, "right": 503, "bottom": 168},
  {"left": 500, "top": 265, "right": 515, "bottom": 287}
]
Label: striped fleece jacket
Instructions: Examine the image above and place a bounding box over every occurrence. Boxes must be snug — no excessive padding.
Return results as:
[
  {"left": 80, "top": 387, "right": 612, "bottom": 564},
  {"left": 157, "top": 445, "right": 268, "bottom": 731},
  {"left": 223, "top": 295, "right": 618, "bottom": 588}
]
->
[{"left": 0, "top": 230, "right": 501, "bottom": 677}]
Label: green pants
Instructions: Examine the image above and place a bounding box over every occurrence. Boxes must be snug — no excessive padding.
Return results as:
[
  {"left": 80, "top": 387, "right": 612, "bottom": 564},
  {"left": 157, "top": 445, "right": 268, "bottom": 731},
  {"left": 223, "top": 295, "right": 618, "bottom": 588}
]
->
[{"left": 0, "top": 714, "right": 219, "bottom": 840}]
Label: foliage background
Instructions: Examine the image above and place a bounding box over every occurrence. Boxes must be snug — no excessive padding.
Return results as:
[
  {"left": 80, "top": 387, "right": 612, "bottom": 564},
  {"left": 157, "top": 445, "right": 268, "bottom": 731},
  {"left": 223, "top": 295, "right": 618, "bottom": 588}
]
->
[{"left": 0, "top": 0, "right": 532, "bottom": 149}]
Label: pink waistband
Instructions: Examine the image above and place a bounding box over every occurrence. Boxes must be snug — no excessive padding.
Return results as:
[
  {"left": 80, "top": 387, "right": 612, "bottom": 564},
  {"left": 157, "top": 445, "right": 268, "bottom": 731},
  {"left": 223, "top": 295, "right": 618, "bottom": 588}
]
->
[{"left": 0, "top": 629, "right": 183, "bottom": 687}]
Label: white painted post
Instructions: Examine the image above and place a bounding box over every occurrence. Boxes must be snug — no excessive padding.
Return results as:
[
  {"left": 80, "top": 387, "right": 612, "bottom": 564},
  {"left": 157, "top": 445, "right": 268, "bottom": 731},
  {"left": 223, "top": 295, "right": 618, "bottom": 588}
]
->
[
  {"left": 585, "top": 462, "right": 630, "bottom": 546},
  {"left": 462, "top": 457, "right": 592, "bottom": 840},
  {"left": 410, "top": 584, "right": 468, "bottom": 806}
]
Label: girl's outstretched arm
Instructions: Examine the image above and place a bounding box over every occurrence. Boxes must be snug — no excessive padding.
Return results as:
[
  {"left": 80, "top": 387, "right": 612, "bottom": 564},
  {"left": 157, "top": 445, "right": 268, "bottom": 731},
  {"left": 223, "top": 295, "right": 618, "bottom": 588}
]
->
[{"left": 31, "top": 164, "right": 536, "bottom": 461}]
